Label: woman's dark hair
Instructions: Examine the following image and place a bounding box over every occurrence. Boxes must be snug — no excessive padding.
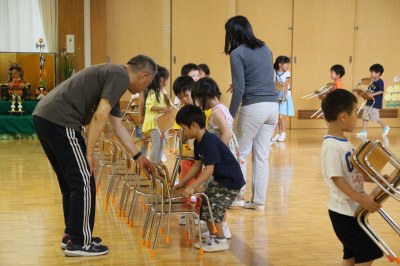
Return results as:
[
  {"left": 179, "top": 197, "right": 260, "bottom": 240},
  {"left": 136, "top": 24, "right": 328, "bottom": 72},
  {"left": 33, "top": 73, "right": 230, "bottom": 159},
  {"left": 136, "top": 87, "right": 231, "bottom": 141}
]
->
[
  {"left": 321, "top": 89, "right": 357, "bottom": 122},
  {"left": 273, "top": 56, "right": 291, "bottom": 71},
  {"left": 198, "top": 64, "right": 210, "bottom": 76},
  {"left": 147, "top": 65, "right": 169, "bottom": 103},
  {"left": 330, "top": 64, "right": 345, "bottom": 78},
  {"left": 176, "top": 104, "right": 206, "bottom": 129},
  {"left": 191, "top": 77, "right": 221, "bottom": 110},
  {"left": 224, "top": 15, "right": 264, "bottom": 55}
]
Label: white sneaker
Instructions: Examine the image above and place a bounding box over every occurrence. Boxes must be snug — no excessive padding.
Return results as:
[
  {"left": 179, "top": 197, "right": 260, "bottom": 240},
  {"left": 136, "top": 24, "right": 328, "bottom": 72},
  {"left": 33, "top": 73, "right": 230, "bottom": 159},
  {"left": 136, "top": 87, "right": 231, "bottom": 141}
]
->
[
  {"left": 383, "top": 126, "right": 390, "bottom": 136},
  {"left": 201, "top": 225, "right": 231, "bottom": 239},
  {"left": 243, "top": 201, "right": 265, "bottom": 211},
  {"left": 230, "top": 199, "right": 245, "bottom": 207},
  {"left": 179, "top": 215, "right": 186, "bottom": 225},
  {"left": 194, "top": 219, "right": 206, "bottom": 225},
  {"left": 277, "top": 132, "right": 286, "bottom": 142},
  {"left": 271, "top": 134, "right": 280, "bottom": 142},
  {"left": 223, "top": 224, "right": 232, "bottom": 239},
  {"left": 202, "top": 238, "right": 229, "bottom": 252},
  {"left": 355, "top": 130, "right": 367, "bottom": 137},
  {"left": 194, "top": 236, "right": 214, "bottom": 249},
  {"left": 161, "top": 154, "right": 167, "bottom": 163}
]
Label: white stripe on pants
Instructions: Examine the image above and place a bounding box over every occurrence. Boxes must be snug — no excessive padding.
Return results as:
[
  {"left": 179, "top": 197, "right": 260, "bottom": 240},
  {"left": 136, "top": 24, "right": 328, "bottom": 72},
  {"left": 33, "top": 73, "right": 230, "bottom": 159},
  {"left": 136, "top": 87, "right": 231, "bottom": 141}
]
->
[{"left": 235, "top": 102, "right": 278, "bottom": 205}]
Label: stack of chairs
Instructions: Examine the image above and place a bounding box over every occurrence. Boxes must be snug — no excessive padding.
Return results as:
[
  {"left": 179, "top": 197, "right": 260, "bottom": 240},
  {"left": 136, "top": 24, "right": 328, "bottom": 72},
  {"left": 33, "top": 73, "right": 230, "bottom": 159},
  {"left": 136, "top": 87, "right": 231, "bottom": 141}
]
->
[{"left": 351, "top": 140, "right": 400, "bottom": 263}]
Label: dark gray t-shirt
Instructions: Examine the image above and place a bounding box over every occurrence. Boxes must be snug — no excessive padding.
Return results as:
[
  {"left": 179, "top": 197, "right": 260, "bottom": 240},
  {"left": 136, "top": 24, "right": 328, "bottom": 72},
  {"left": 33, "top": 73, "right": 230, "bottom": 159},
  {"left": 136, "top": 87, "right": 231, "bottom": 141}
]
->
[
  {"left": 229, "top": 44, "right": 278, "bottom": 117},
  {"left": 33, "top": 64, "right": 130, "bottom": 130}
]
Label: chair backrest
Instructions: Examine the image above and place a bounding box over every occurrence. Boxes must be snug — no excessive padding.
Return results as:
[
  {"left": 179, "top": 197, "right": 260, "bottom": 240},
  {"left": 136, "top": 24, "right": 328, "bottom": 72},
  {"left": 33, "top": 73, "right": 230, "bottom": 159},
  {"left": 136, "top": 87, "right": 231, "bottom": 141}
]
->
[
  {"left": 155, "top": 108, "right": 178, "bottom": 134},
  {"left": 176, "top": 128, "right": 194, "bottom": 160}
]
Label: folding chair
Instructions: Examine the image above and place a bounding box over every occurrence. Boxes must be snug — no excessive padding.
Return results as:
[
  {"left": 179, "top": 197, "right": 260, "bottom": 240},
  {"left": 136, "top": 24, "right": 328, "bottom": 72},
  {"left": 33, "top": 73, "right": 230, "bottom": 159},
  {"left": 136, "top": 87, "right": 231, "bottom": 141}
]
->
[
  {"left": 351, "top": 140, "right": 400, "bottom": 263},
  {"left": 143, "top": 166, "right": 203, "bottom": 257},
  {"left": 352, "top": 77, "right": 374, "bottom": 115},
  {"left": 300, "top": 82, "right": 334, "bottom": 118}
]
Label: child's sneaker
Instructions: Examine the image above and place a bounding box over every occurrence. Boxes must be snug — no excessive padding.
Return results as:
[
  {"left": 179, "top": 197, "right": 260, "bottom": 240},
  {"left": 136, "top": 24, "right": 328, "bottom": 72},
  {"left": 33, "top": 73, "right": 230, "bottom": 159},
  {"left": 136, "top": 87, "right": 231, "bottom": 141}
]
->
[
  {"left": 382, "top": 126, "right": 390, "bottom": 136},
  {"left": 355, "top": 130, "right": 367, "bottom": 137},
  {"left": 201, "top": 224, "right": 231, "bottom": 239},
  {"left": 194, "top": 235, "right": 215, "bottom": 248},
  {"left": 277, "top": 132, "right": 286, "bottom": 142},
  {"left": 190, "top": 195, "right": 197, "bottom": 203},
  {"left": 243, "top": 201, "right": 265, "bottom": 211},
  {"left": 64, "top": 240, "right": 109, "bottom": 257},
  {"left": 179, "top": 215, "right": 186, "bottom": 225},
  {"left": 271, "top": 134, "right": 280, "bottom": 142},
  {"left": 230, "top": 199, "right": 245, "bottom": 207},
  {"left": 61, "top": 234, "right": 102, "bottom": 250},
  {"left": 161, "top": 153, "right": 167, "bottom": 163},
  {"left": 202, "top": 238, "right": 229, "bottom": 252}
]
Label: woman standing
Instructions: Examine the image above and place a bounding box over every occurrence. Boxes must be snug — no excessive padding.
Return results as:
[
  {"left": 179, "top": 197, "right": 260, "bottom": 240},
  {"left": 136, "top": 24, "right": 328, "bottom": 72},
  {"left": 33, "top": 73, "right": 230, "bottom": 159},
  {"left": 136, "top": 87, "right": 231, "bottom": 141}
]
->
[{"left": 225, "top": 16, "right": 278, "bottom": 210}]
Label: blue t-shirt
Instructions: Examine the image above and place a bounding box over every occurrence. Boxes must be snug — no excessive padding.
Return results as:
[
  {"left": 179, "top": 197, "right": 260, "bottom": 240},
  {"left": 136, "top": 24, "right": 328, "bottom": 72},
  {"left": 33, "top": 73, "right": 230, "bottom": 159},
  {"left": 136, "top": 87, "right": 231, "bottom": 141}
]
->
[
  {"left": 194, "top": 131, "right": 245, "bottom": 190},
  {"left": 366, "top": 79, "right": 384, "bottom": 109}
]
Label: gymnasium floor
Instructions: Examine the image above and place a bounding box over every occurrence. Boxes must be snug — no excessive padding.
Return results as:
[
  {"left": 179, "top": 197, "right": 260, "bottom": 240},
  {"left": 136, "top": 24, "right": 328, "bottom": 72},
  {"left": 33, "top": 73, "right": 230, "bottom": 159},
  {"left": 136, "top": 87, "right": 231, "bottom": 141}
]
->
[{"left": 0, "top": 128, "right": 399, "bottom": 265}]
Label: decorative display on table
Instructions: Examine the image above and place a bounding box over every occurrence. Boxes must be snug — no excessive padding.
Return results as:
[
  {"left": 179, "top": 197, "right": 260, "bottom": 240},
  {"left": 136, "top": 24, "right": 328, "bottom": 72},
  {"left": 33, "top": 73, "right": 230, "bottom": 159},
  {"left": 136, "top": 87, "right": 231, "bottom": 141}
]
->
[
  {"left": 1, "top": 63, "right": 31, "bottom": 100},
  {"left": 35, "top": 38, "right": 48, "bottom": 100},
  {"left": 384, "top": 76, "right": 400, "bottom": 107}
]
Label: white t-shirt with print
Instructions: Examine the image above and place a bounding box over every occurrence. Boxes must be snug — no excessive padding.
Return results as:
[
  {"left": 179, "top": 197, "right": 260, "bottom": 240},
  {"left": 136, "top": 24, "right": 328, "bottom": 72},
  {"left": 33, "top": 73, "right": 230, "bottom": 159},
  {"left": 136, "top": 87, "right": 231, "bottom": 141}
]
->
[
  {"left": 274, "top": 70, "right": 291, "bottom": 96},
  {"left": 321, "top": 135, "right": 365, "bottom": 216}
]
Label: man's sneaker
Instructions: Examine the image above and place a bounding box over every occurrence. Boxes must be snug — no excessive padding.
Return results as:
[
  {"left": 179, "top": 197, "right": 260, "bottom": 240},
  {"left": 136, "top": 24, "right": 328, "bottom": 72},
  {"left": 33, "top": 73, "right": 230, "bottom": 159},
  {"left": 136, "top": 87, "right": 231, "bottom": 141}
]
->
[
  {"left": 194, "top": 235, "right": 215, "bottom": 249},
  {"left": 202, "top": 238, "right": 229, "bottom": 252},
  {"left": 230, "top": 199, "right": 245, "bottom": 207},
  {"left": 271, "top": 134, "right": 280, "bottom": 142},
  {"left": 61, "top": 234, "right": 102, "bottom": 250},
  {"left": 243, "top": 201, "right": 265, "bottom": 211},
  {"left": 277, "top": 132, "right": 286, "bottom": 142},
  {"left": 383, "top": 126, "right": 390, "bottom": 136},
  {"left": 179, "top": 215, "right": 186, "bottom": 225},
  {"left": 355, "top": 130, "right": 367, "bottom": 137},
  {"left": 65, "top": 240, "right": 109, "bottom": 257}
]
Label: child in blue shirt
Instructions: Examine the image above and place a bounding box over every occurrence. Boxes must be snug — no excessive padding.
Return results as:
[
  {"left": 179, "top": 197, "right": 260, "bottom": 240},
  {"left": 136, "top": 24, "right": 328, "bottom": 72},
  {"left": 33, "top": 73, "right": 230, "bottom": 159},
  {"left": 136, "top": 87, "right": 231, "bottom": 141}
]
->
[
  {"left": 356, "top": 64, "right": 390, "bottom": 137},
  {"left": 174, "top": 104, "right": 245, "bottom": 252}
]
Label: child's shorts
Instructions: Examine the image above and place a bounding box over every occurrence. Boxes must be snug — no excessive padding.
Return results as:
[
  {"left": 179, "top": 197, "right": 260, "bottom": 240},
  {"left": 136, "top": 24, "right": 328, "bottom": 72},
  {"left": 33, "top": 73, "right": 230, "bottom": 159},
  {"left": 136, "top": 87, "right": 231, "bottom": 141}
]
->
[
  {"left": 362, "top": 106, "right": 380, "bottom": 122},
  {"left": 329, "top": 210, "right": 383, "bottom": 263},
  {"left": 200, "top": 180, "right": 239, "bottom": 223}
]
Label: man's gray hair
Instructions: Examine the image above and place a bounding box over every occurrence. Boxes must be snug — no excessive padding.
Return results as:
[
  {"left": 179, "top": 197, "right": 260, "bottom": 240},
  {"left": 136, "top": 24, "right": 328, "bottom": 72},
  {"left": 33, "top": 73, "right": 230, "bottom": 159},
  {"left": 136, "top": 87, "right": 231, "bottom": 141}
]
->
[{"left": 127, "top": 55, "right": 157, "bottom": 76}]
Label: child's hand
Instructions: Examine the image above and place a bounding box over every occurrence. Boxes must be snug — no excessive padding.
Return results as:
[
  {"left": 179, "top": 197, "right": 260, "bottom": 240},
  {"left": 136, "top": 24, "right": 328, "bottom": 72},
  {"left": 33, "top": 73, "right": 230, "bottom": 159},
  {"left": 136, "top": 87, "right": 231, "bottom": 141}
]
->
[
  {"left": 174, "top": 182, "right": 184, "bottom": 190},
  {"left": 182, "top": 186, "right": 195, "bottom": 198},
  {"left": 360, "top": 194, "right": 381, "bottom": 213}
]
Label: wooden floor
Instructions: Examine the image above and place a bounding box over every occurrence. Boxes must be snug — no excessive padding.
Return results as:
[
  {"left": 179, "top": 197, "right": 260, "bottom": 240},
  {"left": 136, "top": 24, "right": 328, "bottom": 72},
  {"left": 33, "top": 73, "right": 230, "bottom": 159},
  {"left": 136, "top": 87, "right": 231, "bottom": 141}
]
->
[{"left": 1, "top": 128, "right": 399, "bottom": 265}]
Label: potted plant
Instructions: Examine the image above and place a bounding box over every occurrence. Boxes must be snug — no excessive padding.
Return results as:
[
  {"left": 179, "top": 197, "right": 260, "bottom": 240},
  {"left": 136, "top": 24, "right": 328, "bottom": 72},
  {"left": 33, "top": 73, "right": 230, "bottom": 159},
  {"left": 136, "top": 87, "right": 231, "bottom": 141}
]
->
[{"left": 60, "top": 48, "right": 76, "bottom": 81}]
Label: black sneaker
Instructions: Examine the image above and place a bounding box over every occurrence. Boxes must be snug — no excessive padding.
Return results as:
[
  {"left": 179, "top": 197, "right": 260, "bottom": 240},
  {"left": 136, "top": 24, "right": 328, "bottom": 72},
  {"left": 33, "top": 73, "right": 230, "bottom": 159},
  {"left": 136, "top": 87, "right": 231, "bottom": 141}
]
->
[
  {"left": 61, "top": 234, "right": 102, "bottom": 250},
  {"left": 65, "top": 240, "right": 109, "bottom": 257}
]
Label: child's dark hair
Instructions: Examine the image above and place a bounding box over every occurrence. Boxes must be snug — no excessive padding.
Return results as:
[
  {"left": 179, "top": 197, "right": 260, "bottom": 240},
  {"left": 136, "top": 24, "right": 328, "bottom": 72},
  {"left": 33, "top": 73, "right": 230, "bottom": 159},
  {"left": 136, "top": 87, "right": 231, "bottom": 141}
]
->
[
  {"left": 147, "top": 65, "right": 169, "bottom": 103},
  {"left": 173, "top": 76, "right": 195, "bottom": 96},
  {"left": 175, "top": 104, "right": 206, "bottom": 129},
  {"left": 369, "top": 64, "right": 384, "bottom": 75},
  {"left": 330, "top": 64, "right": 345, "bottom": 78},
  {"left": 321, "top": 89, "right": 357, "bottom": 122},
  {"left": 191, "top": 77, "right": 221, "bottom": 110},
  {"left": 273, "top": 56, "right": 290, "bottom": 71},
  {"left": 198, "top": 64, "right": 210, "bottom": 76},
  {"left": 181, "top": 63, "right": 200, "bottom": 76}
]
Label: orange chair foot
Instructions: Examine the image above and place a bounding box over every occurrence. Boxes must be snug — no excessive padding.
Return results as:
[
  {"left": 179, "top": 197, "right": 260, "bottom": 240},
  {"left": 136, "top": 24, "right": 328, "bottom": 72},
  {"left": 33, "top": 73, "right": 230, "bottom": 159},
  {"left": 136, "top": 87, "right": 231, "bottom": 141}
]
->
[
  {"left": 104, "top": 204, "right": 109, "bottom": 211},
  {"left": 141, "top": 239, "right": 145, "bottom": 246},
  {"left": 213, "top": 226, "right": 217, "bottom": 234},
  {"left": 165, "top": 236, "right": 170, "bottom": 243},
  {"left": 187, "top": 239, "right": 192, "bottom": 245},
  {"left": 387, "top": 255, "right": 395, "bottom": 263},
  {"left": 160, "top": 227, "right": 166, "bottom": 234},
  {"left": 146, "top": 240, "right": 151, "bottom": 247},
  {"left": 150, "top": 250, "right": 155, "bottom": 257},
  {"left": 199, "top": 248, "right": 204, "bottom": 255}
]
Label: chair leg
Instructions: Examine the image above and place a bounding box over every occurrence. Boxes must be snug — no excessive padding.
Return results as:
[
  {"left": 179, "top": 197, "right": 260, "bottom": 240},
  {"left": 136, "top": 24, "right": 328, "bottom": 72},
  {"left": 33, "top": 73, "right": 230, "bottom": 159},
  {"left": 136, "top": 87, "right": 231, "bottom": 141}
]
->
[
  {"left": 127, "top": 191, "right": 138, "bottom": 226},
  {"left": 151, "top": 214, "right": 164, "bottom": 257},
  {"left": 195, "top": 213, "right": 203, "bottom": 255},
  {"left": 146, "top": 211, "right": 157, "bottom": 247},
  {"left": 96, "top": 163, "right": 105, "bottom": 192}
]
